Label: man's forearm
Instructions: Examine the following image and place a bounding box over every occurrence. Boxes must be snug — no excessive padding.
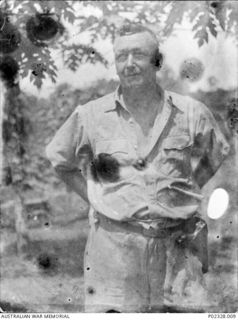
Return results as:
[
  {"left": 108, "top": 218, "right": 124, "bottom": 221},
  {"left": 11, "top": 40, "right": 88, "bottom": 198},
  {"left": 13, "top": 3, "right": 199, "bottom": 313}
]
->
[{"left": 55, "top": 167, "right": 89, "bottom": 203}]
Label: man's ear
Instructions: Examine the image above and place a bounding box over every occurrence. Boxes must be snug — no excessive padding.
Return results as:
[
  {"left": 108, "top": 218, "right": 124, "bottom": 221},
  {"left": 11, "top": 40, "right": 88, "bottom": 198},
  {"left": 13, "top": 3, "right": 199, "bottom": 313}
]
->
[{"left": 151, "top": 49, "right": 163, "bottom": 70}]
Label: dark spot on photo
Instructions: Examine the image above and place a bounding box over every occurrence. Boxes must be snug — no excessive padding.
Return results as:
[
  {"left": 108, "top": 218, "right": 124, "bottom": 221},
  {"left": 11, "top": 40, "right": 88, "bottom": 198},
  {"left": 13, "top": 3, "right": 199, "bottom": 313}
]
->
[
  {"left": 37, "top": 252, "right": 58, "bottom": 273},
  {"left": 211, "top": 2, "right": 218, "bottom": 8},
  {"left": 3, "top": 166, "right": 12, "bottom": 185},
  {"left": 0, "top": 15, "right": 21, "bottom": 54},
  {"left": 37, "top": 253, "right": 51, "bottom": 269},
  {"left": 92, "top": 153, "right": 120, "bottom": 182},
  {"left": 180, "top": 57, "right": 204, "bottom": 82},
  {"left": 31, "top": 63, "right": 47, "bottom": 77},
  {"left": 26, "top": 13, "right": 61, "bottom": 47},
  {"left": 0, "top": 55, "right": 19, "bottom": 87},
  {"left": 87, "top": 286, "right": 95, "bottom": 295}
]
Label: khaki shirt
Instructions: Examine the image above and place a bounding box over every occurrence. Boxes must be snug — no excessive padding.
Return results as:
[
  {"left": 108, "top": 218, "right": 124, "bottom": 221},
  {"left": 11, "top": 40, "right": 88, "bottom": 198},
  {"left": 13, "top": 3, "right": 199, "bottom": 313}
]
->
[{"left": 46, "top": 87, "right": 230, "bottom": 222}]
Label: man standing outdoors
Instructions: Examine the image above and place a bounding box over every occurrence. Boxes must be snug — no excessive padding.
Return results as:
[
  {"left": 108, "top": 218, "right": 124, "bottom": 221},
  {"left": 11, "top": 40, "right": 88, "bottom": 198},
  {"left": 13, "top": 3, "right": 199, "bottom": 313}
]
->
[{"left": 46, "top": 24, "right": 229, "bottom": 312}]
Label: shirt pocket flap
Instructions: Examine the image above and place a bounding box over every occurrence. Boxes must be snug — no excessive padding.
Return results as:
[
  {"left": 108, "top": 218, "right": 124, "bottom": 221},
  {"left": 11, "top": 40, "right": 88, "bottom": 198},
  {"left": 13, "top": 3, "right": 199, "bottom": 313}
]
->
[
  {"left": 95, "top": 139, "right": 129, "bottom": 155},
  {"left": 163, "top": 135, "right": 192, "bottom": 150}
]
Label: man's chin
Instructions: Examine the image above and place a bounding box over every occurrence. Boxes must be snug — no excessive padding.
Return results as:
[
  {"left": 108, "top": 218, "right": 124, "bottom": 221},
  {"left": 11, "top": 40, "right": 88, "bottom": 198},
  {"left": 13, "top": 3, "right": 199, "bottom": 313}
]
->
[{"left": 122, "top": 78, "right": 144, "bottom": 89}]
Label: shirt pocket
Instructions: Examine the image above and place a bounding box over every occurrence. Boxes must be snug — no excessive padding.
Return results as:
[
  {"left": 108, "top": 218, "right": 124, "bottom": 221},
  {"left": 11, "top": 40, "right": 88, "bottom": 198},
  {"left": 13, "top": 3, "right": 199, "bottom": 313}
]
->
[
  {"left": 94, "top": 139, "right": 131, "bottom": 164},
  {"left": 159, "top": 135, "right": 193, "bottom": 177}
]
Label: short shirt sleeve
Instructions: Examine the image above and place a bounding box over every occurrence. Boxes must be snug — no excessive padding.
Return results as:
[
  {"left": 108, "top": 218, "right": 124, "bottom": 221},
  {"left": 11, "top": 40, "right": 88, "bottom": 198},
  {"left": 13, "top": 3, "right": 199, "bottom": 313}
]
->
[{"left": 45, "top": 105, "right": 91, "bottom": 174}]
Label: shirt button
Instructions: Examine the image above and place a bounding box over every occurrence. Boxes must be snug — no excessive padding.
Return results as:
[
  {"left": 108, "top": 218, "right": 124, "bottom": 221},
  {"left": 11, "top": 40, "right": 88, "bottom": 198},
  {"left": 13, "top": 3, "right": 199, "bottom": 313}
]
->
[
  {"left": 94, "top": 217, "right": 99, "bottom": 224},
  {"left": 133, "top": 158, "right": 147, "bottom": 170}
]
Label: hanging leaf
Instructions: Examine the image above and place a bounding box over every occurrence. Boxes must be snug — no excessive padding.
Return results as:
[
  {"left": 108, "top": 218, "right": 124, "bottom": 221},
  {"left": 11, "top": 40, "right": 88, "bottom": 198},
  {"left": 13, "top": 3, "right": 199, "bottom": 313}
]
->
[
  {"left": 208, "top": 16, "right": 218, "bottom": 38},
  {"left": 226, "top": 1, "right": 238, "bottom": 35},
  {"left": 30, "top": 71, "right": 45, "bottom": 89},
  {"left": 62, "top": 43, "right": 108, "bottom": 72},
  {"left": 210, "top": 1, "right": 227, "bottom": 31},
  {"left": 188, "top": 4, "right": 203, "bottom": 23},
  {"left": 192, "top": 7, "right": 219, "bottom": 47},
  {"left": 51, "top": 0, "right": 75, "bottom": 23},
  {"left": 2, "top": 0, "right": 238, "bottom": 89},
  {"left": 62, "top": 8, "right": 75, "bottom": 24},
  {"left": 14, "top": 0, "right": 38, "bottom": 16},
  {"left": 163, "top": 2, "right": 189, "bottom": 37},
  {"left": 193, "top": 13, "right": 208, "bottom": 46},
  {"left": 65, "top": 54, "right": 78, "bottom": 72}
]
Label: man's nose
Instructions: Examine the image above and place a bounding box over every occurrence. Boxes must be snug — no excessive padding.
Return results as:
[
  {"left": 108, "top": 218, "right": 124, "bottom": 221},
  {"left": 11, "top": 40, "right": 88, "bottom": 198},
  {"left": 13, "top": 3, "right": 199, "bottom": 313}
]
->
[{"left": 126, "top": 53, "right": 135, "bottom": 67}]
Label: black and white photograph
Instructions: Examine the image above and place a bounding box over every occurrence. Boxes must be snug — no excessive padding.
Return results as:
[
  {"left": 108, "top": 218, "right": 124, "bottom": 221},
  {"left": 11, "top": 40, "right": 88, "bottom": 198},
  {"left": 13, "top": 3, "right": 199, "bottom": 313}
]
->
[{"left": 0, "top": 0, "right": 237, "bottom": 314}]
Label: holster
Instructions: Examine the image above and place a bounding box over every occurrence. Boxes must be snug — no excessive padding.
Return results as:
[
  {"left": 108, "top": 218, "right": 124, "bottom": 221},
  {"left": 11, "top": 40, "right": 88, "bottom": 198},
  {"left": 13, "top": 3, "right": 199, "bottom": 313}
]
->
[{"left": 176, "top": 215, "right": 209, "bottom": 273}]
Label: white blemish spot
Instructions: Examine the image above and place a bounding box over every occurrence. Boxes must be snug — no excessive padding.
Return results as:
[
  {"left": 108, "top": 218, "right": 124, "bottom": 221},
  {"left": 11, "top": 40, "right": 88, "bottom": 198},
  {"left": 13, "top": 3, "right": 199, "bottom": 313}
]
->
[{"left": 207, "top": 188, "right": 229, "bottom": 219}]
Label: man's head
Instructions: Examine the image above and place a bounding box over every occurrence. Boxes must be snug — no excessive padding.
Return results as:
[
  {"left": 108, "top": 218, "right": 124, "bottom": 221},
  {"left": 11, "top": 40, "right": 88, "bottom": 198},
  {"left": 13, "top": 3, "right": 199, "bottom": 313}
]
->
[{"left": 113, "top": 23, "right": 163, "bottom": 89}]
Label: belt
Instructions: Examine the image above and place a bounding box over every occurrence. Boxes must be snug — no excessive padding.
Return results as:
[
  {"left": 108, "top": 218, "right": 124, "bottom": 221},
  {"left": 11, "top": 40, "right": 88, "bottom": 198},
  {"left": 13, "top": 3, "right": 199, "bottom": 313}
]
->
[{"left": 96, "top": 213, "right": 184, "bottom": 239}]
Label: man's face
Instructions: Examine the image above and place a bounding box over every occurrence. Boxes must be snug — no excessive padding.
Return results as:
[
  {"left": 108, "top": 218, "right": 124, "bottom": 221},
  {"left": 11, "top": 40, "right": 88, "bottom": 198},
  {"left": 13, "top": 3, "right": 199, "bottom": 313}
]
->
[{"left": 114, "top": 31, "right": 158, "bottom": 89}]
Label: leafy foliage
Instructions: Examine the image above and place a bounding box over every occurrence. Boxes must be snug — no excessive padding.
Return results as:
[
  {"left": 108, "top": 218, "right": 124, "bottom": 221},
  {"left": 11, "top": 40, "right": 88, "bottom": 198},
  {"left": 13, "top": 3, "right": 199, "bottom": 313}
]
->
[
  {"left": 0, "top": 1, "right": 237, "bottom": 89},
  {"left": 61, "top": 43, "right": 108, "bottom": 71},
  {"left": 163, "top": 1, "right": 237, "bottom": 47}
]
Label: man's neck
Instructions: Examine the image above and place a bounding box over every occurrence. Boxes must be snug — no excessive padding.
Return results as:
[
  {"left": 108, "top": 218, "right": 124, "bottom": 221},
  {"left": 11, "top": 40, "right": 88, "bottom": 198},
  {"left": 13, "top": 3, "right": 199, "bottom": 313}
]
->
[{"left": 121, "top": 82, "right": 163, "bottom": 117}]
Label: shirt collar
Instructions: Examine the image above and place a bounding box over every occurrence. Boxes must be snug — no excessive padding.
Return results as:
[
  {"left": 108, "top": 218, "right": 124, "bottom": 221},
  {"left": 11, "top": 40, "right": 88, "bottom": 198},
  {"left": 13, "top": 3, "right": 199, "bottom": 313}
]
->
[
  {"left": 105, "top": 85, "right": 184, "bottom": 113},
  {"left": 165, "top": 90, "right": 184, "bottom": 113},
  {"left": 114, "top": 85, "right": 129, "bottom": 112}
]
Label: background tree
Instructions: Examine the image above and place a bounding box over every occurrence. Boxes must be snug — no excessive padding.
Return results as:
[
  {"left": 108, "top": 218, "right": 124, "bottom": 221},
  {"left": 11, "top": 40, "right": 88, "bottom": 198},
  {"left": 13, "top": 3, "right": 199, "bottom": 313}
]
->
[{"left": 0, "top": 0, "right": 237, "bottom": 89}]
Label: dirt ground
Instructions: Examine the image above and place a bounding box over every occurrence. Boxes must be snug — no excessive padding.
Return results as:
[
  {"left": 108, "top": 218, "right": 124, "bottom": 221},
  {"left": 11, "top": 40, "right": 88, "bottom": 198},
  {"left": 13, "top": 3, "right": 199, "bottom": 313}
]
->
[
  {"left": 0, "top": 216, "right": 237, "bottom": 313},
  {"left": 0, "top": 220, "right": 88, "bottom": 313}
]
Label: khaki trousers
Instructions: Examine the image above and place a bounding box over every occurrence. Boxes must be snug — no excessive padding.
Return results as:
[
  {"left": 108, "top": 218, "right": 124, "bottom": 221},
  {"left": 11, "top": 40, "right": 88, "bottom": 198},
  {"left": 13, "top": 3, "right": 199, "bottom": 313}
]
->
[{"left": 83, "top": 211, "right": 207, "bottom": 312}]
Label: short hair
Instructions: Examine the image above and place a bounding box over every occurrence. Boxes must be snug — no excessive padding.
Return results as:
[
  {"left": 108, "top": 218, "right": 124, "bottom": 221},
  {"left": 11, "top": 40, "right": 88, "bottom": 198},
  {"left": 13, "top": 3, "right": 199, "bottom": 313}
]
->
[
  {"left": 115, "top": 23, "right": 158, "bottom": 46},
  {"left": 115, "top": 23, "right": 163, "bottom": 70}
]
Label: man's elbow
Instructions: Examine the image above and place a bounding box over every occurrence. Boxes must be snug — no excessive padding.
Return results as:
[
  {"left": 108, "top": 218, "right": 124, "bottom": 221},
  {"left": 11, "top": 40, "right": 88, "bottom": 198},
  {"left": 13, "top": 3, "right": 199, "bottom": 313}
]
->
[
  {"left": 45, "top": 143, "right": 72, "bottom": 172},
  {"left": 45, "top": 142, "right": 55, "bottom": 166}
]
